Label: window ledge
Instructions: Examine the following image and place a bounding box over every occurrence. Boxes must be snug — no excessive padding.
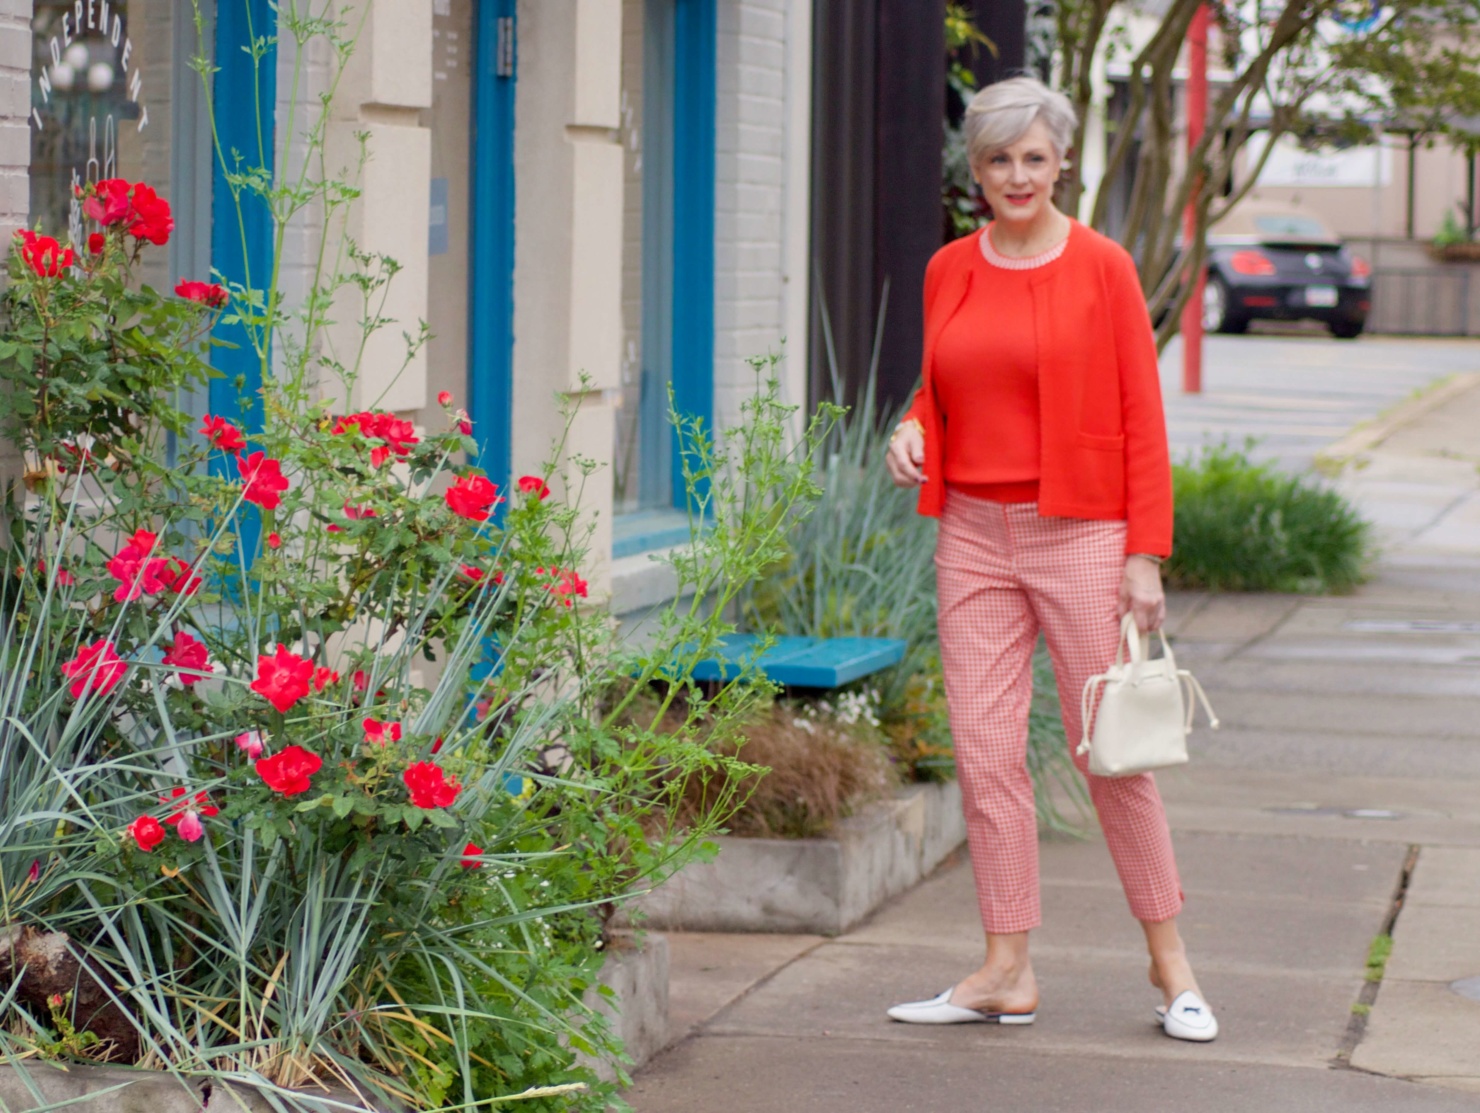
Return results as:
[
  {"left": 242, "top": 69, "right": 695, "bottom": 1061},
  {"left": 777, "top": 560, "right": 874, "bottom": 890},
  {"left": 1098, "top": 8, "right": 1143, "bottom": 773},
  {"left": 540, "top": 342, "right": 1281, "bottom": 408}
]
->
[{"left": 612, "top": 509, "right": 695, "bottom": 560}]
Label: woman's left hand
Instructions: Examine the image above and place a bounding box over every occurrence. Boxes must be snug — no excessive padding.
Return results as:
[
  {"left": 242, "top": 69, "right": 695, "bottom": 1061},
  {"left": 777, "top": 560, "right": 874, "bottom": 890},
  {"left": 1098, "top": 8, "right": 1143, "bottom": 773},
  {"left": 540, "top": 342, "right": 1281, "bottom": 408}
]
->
[{"left": 1119, "top": 555, "right": 1166, "bottom": 632}]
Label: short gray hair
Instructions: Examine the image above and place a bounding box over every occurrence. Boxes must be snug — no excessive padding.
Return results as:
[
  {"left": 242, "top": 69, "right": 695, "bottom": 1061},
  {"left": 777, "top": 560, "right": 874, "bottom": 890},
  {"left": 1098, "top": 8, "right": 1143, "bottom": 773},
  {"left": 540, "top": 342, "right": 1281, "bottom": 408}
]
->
[{"left": 963, "top": 76, "right": 1077, "bottom": 167}]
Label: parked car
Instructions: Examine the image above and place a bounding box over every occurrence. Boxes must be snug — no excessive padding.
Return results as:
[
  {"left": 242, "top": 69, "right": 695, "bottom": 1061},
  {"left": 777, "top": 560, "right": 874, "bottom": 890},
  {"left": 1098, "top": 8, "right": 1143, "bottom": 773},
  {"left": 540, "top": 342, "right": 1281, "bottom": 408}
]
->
[{"left": 1202, "top": 203, "right": 1371, "bottom": 338}]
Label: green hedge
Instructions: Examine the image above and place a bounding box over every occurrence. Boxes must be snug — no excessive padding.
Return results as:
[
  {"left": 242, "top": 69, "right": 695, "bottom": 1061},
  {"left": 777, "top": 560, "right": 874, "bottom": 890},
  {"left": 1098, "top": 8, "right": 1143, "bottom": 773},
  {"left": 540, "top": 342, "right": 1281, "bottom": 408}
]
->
[{"left": 1166, "top": 443, "right": 1371, "bottom": 593}]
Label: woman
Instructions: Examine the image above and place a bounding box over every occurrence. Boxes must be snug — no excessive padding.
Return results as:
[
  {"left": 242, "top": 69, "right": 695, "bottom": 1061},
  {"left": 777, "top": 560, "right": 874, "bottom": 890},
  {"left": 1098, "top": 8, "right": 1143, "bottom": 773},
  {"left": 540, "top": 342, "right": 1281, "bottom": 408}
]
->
[{"left": 883, "top": 76, "right": 1215, "bottom": 1042}]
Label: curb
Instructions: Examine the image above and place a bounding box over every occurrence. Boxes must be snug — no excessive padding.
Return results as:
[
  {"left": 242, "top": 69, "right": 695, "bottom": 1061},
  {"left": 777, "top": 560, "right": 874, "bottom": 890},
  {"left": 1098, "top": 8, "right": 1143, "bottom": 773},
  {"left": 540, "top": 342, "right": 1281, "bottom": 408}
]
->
[{"left": 1316, "top": 372, "right": 1480, "bottom": 473}]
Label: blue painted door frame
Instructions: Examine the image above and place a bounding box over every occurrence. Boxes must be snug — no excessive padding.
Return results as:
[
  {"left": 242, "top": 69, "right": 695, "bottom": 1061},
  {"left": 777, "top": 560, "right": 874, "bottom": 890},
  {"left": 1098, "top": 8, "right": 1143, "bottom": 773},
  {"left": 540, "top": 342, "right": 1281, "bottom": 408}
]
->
[
  {"left": 209, "top": 0, "right": 276, "bottom": 433},
  {"left": 634, "top": 0, "right": 715, "bottom": 514},
  {"left": 470, "top": 0, "right": 516, "bottom": 487},
  {"left": 668, "top": 0, "right": 716, "bottom": 509}
]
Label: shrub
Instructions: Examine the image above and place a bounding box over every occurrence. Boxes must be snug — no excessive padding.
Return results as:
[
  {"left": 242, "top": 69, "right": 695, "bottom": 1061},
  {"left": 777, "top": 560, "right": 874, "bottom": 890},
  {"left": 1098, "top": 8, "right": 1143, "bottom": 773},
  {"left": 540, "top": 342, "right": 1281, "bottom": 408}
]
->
[{"left": 1167, "top": 442, "right": 1371, "bottom": 593}]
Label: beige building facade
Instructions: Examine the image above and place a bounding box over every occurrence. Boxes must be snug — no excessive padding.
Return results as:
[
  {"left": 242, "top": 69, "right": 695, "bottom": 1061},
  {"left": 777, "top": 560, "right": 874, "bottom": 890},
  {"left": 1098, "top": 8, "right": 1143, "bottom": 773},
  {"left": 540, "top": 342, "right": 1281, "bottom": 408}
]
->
[{"left": 4, "top": 0, "right": 816, "bottom": 608}]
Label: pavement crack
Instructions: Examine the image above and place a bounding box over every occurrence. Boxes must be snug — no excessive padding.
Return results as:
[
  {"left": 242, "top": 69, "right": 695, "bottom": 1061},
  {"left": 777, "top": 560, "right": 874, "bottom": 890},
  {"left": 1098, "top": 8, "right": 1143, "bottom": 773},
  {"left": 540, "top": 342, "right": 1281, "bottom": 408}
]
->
[{"left": 1333, "top": 842, "right": 1419, "bottom": 1069}]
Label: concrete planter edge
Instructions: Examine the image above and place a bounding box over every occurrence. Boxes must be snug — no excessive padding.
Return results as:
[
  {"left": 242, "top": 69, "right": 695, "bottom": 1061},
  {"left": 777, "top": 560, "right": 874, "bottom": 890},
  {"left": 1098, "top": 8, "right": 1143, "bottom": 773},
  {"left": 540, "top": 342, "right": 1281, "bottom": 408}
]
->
[
  {"left": 630, "top": 780, "right": 966, "bottom": 936},
  {"left": 579, "top": 930, "right": 670, "bottom": 1082}
]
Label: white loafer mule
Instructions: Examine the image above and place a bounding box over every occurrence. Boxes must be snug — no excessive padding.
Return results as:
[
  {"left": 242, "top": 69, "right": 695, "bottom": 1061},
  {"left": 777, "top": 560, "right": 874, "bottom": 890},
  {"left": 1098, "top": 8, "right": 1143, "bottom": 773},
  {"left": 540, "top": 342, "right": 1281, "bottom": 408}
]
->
[
  {"left": 886, "top": 988, "right": 1037, "bottom": 1026},
  {"left": 1159, "top": 990, "right": 1218, "bottom": 1042}
]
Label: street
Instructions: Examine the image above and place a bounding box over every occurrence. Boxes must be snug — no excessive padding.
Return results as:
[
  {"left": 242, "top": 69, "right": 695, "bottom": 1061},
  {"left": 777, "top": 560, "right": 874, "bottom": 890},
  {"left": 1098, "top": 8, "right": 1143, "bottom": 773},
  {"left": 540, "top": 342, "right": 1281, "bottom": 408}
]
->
[{"left": 628, "top": 333, "right": 1480, "bottom": 1112}]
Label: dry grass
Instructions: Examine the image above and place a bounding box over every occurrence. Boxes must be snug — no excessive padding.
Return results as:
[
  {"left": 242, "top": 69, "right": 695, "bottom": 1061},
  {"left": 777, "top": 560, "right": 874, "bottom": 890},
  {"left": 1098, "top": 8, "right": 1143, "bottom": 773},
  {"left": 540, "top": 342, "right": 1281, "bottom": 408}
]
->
[{"left": 638, "top": 695, "right": 899, "bottom": 840}]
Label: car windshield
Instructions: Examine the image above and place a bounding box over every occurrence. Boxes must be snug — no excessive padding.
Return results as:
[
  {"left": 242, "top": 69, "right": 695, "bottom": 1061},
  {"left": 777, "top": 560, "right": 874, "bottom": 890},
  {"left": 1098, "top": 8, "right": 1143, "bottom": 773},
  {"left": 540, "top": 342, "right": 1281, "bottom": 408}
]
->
[{"left": 1254, "top": 214, "right": 1332, "bottom": 240}]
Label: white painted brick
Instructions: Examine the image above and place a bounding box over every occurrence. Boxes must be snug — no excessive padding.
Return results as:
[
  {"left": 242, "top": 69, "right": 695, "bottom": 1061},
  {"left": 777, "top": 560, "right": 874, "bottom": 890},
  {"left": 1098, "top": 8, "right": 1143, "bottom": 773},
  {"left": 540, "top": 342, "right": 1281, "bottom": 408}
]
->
[
  {"left": 735, "top": 94, "right": 785, "bottom": 128},
  {"left": 0, "top": 121, "right": 27, "bottom": 168},
  {"left": 714, "top": 268, "right": 783, "bottom": 297},
  {"left": 0, "top": 23, "right": 26, "bottom": 70}
]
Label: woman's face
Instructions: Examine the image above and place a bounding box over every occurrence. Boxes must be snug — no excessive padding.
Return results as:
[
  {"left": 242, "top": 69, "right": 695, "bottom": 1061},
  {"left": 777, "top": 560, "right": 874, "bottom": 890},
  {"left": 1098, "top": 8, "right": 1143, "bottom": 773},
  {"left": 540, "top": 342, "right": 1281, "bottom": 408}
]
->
[{"left": 974, "top": 117, "right": 1062, "bottom": 228}]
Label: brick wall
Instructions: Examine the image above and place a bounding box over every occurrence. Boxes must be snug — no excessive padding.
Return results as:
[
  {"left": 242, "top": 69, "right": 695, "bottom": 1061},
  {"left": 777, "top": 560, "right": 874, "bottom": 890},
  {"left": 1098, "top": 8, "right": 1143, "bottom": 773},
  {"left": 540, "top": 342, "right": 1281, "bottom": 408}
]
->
[
  {"left": 0, "top": 0, "right": 27, "bottom": 481},
  {"left": 0, "top": 0, "right": 27, "bottom": 244},
  {"left": 713, "top": 0, "right": 790, "bottom": 434}
]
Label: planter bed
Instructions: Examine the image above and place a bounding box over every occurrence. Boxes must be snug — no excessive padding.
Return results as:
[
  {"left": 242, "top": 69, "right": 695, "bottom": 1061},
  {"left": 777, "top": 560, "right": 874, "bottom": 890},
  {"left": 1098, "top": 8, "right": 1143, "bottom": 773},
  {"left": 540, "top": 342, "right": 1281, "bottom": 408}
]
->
[
  {"left": 633, "top": 781, "right": 965, "bottom": 936},
  {"left": 581, "top": 931, "right": 670, "bottom": 1081},
  {"left": 0, "top": 1063, "right": 403, "bottom": 1112}
]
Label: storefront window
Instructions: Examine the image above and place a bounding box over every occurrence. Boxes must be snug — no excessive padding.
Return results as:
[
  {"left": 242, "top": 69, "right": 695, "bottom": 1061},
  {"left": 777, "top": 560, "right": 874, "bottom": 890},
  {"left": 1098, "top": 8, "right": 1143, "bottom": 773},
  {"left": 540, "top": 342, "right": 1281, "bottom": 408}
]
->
[{"left": 29, "top": 0, "right": 197, "bottom": 292}]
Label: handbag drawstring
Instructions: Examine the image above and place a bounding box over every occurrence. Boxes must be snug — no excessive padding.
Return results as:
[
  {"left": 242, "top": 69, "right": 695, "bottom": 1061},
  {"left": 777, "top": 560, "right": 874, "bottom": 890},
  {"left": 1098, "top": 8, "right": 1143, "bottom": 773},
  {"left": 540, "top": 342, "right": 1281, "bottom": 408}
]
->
[
  {"left": 1177, "top": 669, "right": 1220, "bottom": 734},
  {"left": 1077, "top": 674, "right": 1109, "bottom": 756}
]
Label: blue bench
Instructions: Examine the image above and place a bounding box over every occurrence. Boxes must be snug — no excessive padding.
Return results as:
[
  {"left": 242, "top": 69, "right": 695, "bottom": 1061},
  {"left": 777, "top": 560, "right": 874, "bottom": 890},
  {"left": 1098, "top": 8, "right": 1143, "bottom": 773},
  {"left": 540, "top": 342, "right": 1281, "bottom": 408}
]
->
[{"left": 688, "top": 634, "right": 907, "bottom": 689}]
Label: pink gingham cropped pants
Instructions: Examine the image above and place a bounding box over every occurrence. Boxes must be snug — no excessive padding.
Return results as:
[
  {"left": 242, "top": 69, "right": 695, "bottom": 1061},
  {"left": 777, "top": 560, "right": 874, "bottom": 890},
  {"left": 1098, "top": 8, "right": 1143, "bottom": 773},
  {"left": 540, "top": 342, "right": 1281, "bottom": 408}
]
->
[{"left": 935, "top": 491, "right": 1184, "bottom": 935}]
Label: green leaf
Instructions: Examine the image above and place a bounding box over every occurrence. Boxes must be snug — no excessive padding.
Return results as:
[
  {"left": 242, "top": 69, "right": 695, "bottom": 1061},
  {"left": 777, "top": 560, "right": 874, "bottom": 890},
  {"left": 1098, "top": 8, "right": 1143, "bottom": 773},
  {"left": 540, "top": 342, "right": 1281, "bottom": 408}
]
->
[{"left": 331, "top": 795, "right": 355, "bottom": 819}]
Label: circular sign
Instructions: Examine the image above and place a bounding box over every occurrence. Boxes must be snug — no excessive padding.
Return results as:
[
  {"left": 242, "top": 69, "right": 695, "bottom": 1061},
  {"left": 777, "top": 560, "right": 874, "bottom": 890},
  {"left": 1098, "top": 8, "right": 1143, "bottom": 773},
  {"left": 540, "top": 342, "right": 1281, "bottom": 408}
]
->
[{"left": 28, "top": 0, "right": 154, "bottom": 246}]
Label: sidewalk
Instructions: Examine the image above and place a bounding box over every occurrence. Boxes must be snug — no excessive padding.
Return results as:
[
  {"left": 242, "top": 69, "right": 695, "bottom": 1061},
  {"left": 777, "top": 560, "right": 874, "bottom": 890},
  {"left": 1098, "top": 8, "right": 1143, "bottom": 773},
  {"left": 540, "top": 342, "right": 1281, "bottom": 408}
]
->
[{"left": 628, "top": 340, "right": 1480, "bottom": 1112}]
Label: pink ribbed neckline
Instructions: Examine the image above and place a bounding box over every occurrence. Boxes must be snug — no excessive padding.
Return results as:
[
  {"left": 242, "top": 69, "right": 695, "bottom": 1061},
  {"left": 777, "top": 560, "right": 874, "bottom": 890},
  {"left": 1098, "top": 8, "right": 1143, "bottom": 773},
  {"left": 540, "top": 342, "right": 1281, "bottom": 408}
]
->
[{"left": 979, "top": 225, "right": 1069, "bottom": 270}]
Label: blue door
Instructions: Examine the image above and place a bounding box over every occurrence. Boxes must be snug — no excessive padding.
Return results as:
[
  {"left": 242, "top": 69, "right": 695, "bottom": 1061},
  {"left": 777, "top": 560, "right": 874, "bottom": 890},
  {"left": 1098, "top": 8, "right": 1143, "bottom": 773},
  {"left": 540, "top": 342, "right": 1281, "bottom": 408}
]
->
[
  {"left": 469, "top": 0, "right": 516, "bottom": 484},
  {"left": 209, "top": 0, "right": 275, "bottom": 433}
]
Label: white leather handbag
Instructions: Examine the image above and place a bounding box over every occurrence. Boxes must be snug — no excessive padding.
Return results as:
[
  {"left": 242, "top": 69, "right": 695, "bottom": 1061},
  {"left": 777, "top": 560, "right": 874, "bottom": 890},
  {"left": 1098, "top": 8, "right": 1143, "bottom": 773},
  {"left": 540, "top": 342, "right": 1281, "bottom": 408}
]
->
[{"left": 1076, "top": 613, "right": 1219, "bottom": 778}]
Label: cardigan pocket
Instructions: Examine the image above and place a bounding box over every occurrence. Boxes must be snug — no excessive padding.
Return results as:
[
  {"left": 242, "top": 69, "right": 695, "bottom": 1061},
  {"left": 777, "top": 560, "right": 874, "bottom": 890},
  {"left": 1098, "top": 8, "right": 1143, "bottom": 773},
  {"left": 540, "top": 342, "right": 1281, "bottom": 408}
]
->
[{"left": 1077, "top": 432, "right": 1126, "bottom": 452}]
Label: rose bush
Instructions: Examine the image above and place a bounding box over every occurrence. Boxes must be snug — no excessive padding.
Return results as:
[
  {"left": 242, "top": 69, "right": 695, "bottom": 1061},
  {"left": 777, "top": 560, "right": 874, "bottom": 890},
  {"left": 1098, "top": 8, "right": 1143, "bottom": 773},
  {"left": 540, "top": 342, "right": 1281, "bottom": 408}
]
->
[{"left": 0, "top": 154, "right": 835, "bottom": 1109}]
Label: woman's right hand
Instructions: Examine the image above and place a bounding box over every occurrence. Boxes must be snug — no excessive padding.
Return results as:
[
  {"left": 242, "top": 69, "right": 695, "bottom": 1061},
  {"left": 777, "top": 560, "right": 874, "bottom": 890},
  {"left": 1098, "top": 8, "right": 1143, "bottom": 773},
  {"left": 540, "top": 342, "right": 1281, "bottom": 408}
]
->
[{"left": 885, "top": 422, "right": 926, "bottom": 488}]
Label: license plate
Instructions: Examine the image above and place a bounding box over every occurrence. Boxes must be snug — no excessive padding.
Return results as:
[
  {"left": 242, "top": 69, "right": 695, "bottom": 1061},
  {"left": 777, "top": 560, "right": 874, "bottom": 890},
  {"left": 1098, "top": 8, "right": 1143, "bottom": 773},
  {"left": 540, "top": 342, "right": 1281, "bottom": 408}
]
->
[{"left": 1305, "top": 285, "right": 1338, "bottom": 307}]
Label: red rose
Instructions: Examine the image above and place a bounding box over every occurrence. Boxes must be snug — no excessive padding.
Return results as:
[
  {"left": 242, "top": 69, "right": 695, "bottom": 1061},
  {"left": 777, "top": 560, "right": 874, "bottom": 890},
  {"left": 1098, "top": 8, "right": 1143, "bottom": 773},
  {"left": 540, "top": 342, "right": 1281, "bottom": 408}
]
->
[
  {"left": 160, "top": 787, "right": 219, "bottom": 842},
  {"left": 127, "top": 182, "right": 174, "bottom": 245},
  {"left": 312, "top": 666, "right": 339, "bottom": 692},
  {"left": 438, "top": 391, "right": 453, "bottom": 406},
  {"left": 459, "top": 841, "right": 483, "bottom": 869},
  {"left": 175, "top": 280, "right": 229, "bottom": 308},
  {"left": 455, "top": 409, "right": 473, "bottom": 435},
  {"left": 87, "top": 232, "right": 105, "bottom": 255},
  {"left": 199, "top": 415, "right": 246, "bottom": 451},
  {"left": 459, "top": 564, "right": 484, "bottom": 583},
  {"left": 266, "top": 532, "right": 282, "bottom": 549},
  {"left": 61, "top": 640, "right": 127, "bottom": 699},
  {"left": 403, "top": 762, "right": 461, "bottom": 809},
  {"left": 518, "top": 475, "right": 551, "bottom": 500},
  {"left": 444, "top": 475, "right": 501, "bottom": 522},
  {"left": 107, "top": 531, "right": 170, "bottom": 603},
  {"left": 83, "top": 178, "right": 131, "bottom": 226},
  {"left": 551, "top": 568, "right": 589, "bottom": 607},
  {"left": 36, "top": 559, "right": 75, "bottom": 587},
  {"left": 236, "top": 451, "right": 290, "bottom": 510},
  {"left": 158, "top": 556, "right": 202, "bottom": 596},
  {"left": 162, "top": 631, "right": 210, "bottom": 686},
  {"left": 251, "top": 644, "right": 314, "bottom": 713},
  {"left": 255, "top": 745, "right": 323, "bottom": 796},
  {"left": 15, "top": 231, "right": 74, "bottom": 278},
  {"left": 343, "top": 501, "right": 377, "bottom": 521},
  {"left": 363, "top": 718, "right": 402, "bottom": 746},
  {"left": 332, "top": 411, "right": 419, "bottom": 462},
  {"left": 125, "top": 815, "right": 166, "bottom": 852}
]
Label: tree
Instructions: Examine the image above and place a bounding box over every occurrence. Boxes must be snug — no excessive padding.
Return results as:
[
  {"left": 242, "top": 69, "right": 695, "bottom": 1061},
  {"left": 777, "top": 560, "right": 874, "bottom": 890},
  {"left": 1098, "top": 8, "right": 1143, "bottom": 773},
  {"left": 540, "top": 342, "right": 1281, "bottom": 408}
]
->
[{"left": 1054, "top": 0, "right": 1480, "bottom": 348}]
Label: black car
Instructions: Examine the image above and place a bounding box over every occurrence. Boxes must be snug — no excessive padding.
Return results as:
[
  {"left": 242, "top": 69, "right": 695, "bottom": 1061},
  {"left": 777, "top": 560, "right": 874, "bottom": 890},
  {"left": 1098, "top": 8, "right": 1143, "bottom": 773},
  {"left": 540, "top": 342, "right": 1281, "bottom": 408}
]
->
[{"left": 1202, "top": 204, "right": 1371, "bottom": 339}]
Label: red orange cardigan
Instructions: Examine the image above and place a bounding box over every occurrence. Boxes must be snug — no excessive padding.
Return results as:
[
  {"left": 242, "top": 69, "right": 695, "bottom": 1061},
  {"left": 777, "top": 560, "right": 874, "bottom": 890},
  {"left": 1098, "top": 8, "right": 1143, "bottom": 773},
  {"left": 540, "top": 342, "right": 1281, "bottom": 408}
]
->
[{"left": 902, "top": 220, "right": 1174, "bottom": 557}]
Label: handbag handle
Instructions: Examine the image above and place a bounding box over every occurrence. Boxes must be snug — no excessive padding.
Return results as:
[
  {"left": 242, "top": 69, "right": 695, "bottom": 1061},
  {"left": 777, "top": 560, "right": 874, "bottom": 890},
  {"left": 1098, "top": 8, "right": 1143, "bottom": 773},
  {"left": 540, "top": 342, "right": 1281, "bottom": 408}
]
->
[{"left": 1115, "top": 612, "right": 1176, "bottom": 674}]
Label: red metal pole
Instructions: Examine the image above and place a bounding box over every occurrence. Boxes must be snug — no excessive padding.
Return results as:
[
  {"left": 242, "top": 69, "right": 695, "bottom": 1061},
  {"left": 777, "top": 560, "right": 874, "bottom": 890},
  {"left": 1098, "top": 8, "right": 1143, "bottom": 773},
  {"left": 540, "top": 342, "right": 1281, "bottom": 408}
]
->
[{"left": 1180, "top": 4, "right": 1209, "bottom": 394}]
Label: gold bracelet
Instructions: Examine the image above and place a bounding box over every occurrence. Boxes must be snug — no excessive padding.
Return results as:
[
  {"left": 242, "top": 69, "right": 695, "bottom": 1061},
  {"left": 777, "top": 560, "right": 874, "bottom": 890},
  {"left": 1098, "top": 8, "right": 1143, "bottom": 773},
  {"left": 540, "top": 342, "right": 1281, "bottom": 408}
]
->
[{"left": 889, "top": 418, "right": 925, "bottom": 445}]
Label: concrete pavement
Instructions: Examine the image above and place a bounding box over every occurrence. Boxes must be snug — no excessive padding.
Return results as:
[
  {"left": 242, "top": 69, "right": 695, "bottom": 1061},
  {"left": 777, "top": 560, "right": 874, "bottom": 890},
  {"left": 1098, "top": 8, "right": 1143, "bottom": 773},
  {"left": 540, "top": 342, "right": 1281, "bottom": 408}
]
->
[{"left": 628, "top": 336, "right": 1480, "bottom": 1111}]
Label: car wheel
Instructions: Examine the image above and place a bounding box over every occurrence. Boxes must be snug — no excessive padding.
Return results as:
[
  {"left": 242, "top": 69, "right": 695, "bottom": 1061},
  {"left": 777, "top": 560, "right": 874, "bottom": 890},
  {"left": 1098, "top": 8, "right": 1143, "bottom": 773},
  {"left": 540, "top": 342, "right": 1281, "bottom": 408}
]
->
[
  {"left": 1329, "top": 316, "right": 1365, "bottom": 340},
  {"left": 1202, "top": 277, "right": 1247, "bottom": 335}
]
